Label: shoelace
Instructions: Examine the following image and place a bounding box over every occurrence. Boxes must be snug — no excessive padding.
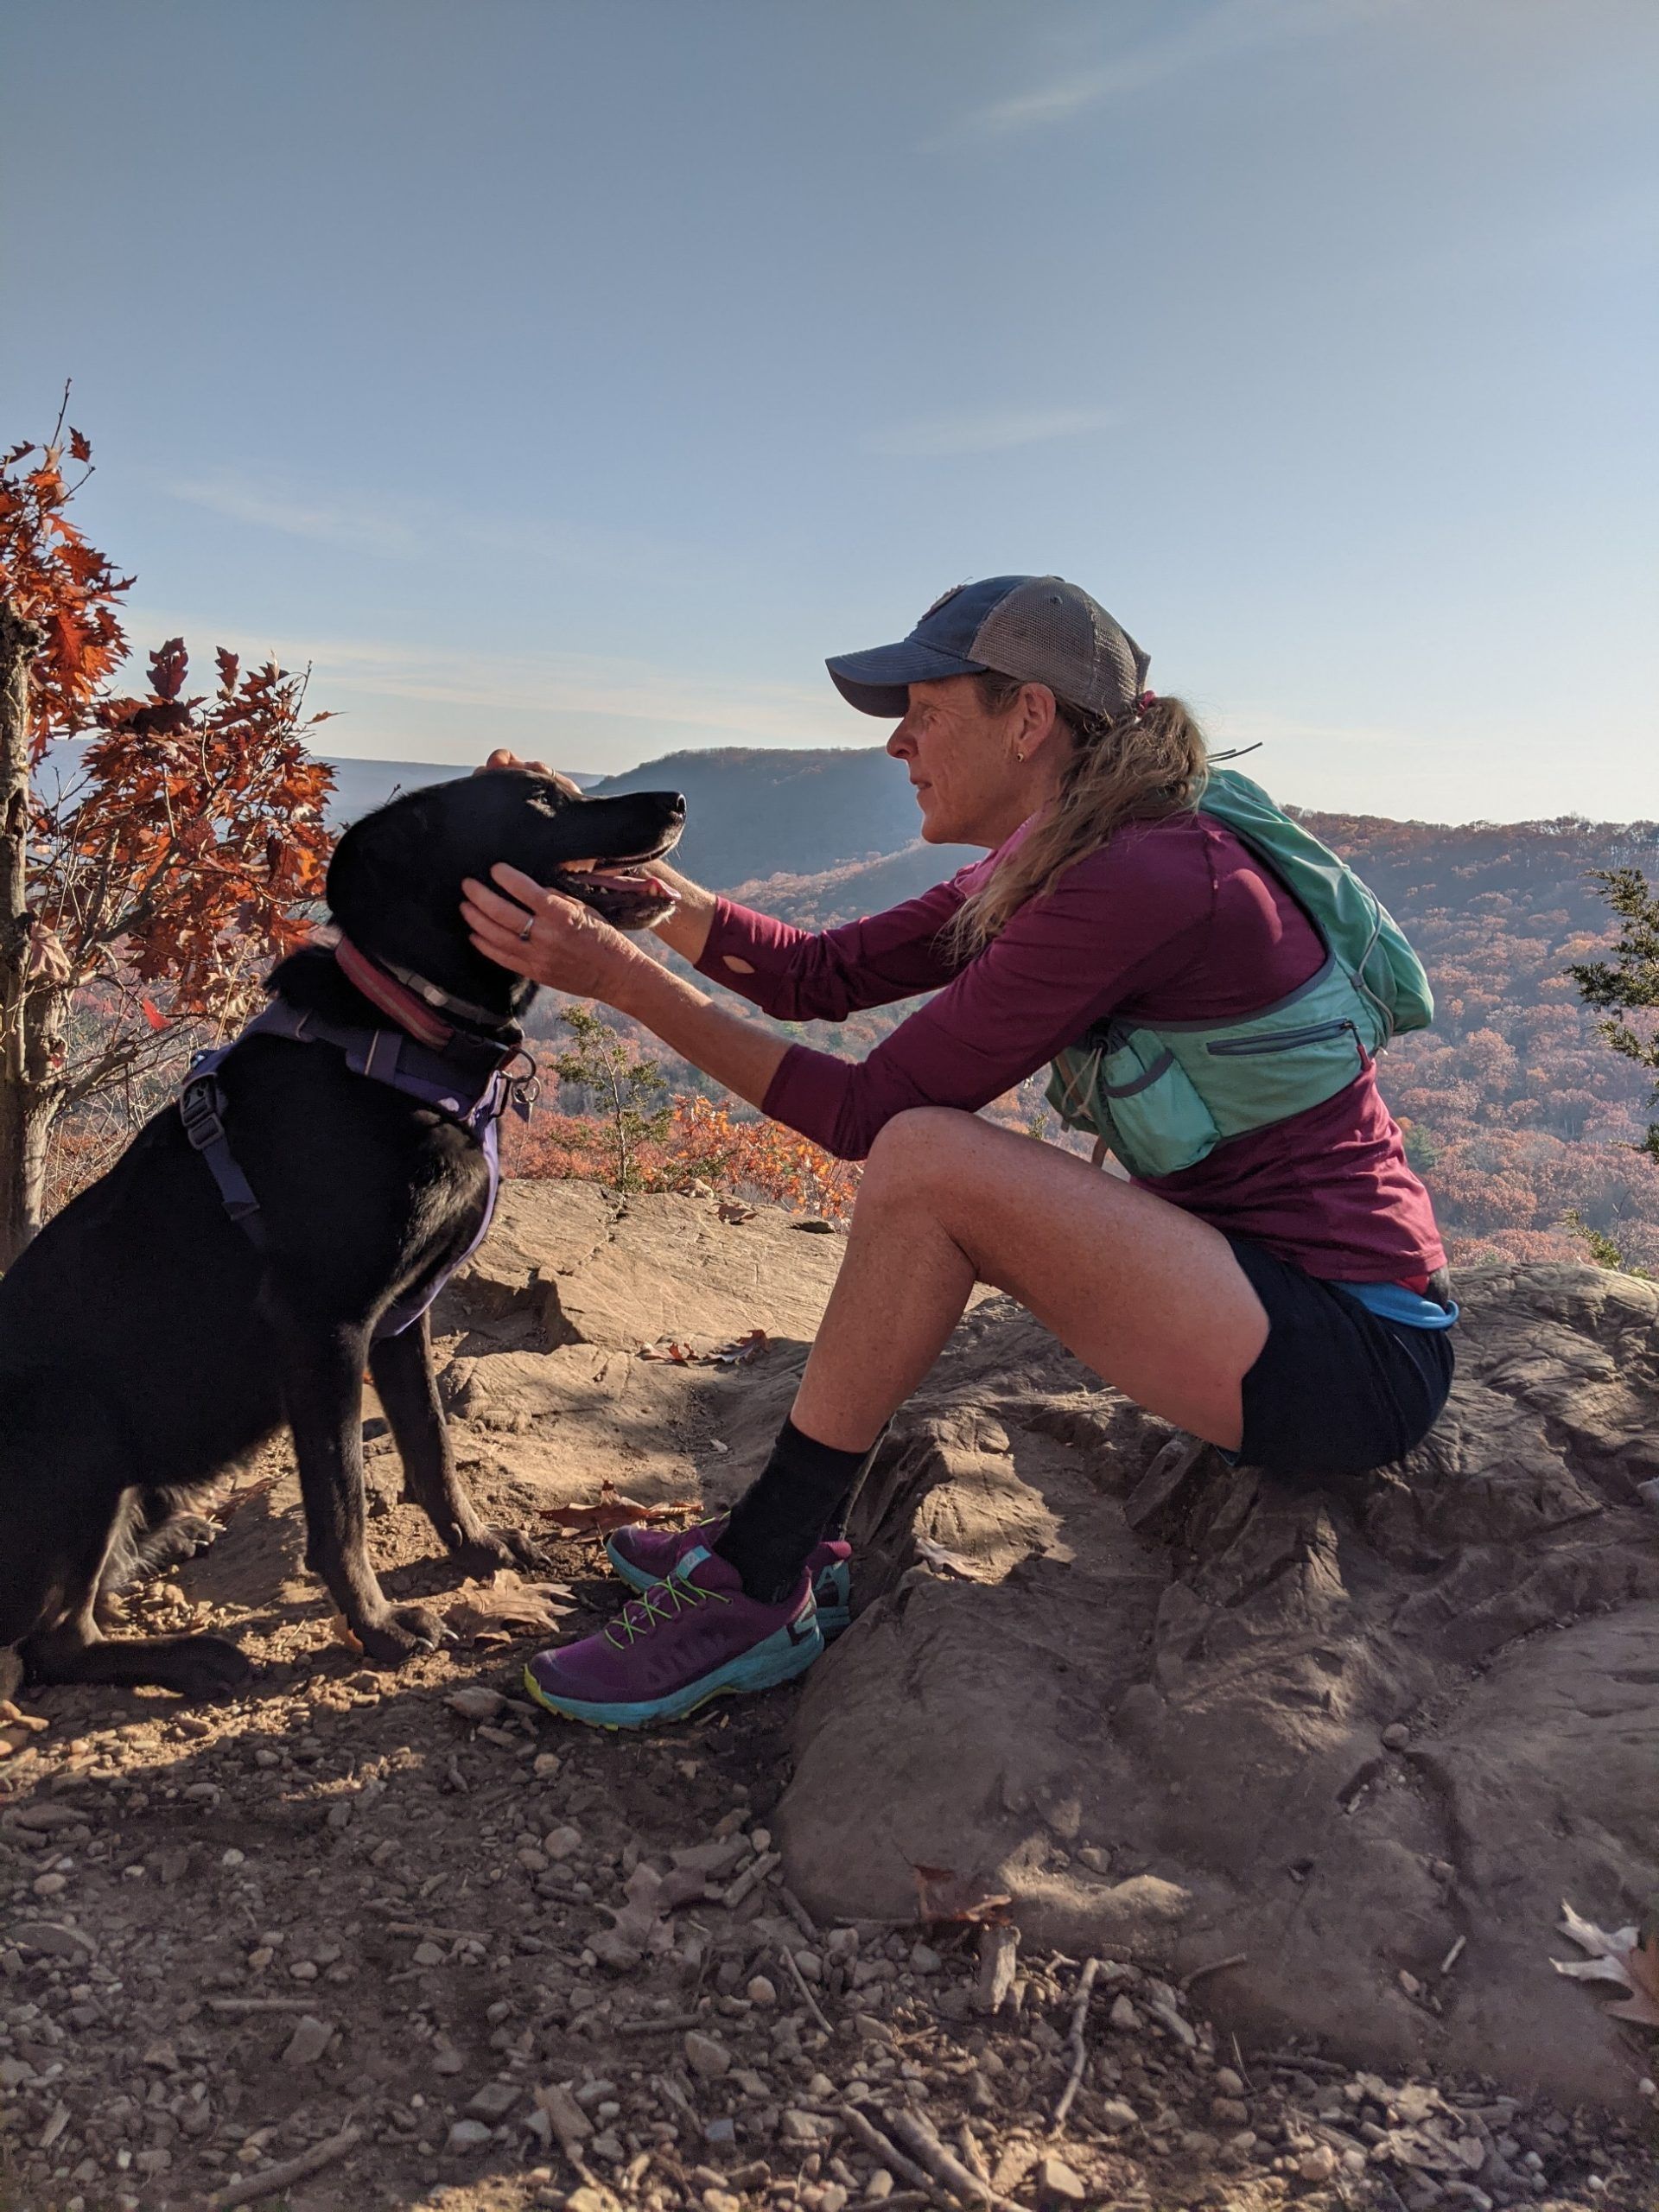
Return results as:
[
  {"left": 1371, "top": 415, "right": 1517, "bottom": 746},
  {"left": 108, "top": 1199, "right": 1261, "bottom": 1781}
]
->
[{"left": 604, "top": 1570, "right": 731, "bottom": 1652}]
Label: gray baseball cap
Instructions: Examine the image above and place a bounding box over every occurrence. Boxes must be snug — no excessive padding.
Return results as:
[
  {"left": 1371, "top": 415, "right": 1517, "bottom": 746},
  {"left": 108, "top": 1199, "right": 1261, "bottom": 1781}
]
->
[{"left": 826, "top": 575, "right": 1150, "bottom": 720}]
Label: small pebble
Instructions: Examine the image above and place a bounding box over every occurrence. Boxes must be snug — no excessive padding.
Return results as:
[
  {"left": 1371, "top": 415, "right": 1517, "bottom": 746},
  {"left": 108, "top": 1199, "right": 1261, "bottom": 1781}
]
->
[
  {"left": 1037, "top": 2153, "right": 1087, "bottom": 2202},
  {"left": 684, "top": 2029, "right": 732, "bottom": 2079}
]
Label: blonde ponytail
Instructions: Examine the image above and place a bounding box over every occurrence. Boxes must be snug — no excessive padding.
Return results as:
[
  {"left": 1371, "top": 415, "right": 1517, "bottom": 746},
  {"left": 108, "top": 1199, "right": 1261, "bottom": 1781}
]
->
[{"left": 949, "top": 678, "right": 1209, "bottom": 956}]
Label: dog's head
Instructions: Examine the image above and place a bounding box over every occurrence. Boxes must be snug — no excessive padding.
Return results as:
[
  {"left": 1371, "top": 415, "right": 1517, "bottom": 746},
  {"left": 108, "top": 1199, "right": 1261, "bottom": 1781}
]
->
[{"left": 325, "top": 770, "right": 685, "bottom": 1019}]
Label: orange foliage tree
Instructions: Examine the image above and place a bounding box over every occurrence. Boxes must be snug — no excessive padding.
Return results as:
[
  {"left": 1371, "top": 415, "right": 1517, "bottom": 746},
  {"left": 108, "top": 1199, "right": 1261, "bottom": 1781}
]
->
[
  {"left": 504, "top": 1041, "right": 861, "bottom": 1224},
  {"left": 0, "top": 405, "right": 334, "bottom": 1262}
]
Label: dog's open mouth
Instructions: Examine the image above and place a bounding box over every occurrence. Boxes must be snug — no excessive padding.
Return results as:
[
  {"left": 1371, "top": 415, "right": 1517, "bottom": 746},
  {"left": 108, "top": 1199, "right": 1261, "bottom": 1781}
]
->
[{"left": 546, "top": 826, "right": 683, "bottom": 930}]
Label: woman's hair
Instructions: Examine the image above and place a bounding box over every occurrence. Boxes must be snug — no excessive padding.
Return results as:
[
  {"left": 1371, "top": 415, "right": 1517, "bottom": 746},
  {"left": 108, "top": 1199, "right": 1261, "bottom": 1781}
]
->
[{"left": 948, "top": 672, "right": 1209, "bottom": 954}]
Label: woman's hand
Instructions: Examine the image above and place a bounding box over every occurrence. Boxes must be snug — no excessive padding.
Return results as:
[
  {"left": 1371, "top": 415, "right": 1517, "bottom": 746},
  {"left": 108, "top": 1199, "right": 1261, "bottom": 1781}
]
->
[
  {"left": 474, "top": 748, "right": 586, "bottom": 799},
  {"left": 461, "top": 863, "right": 646, "bottom": 1006}
]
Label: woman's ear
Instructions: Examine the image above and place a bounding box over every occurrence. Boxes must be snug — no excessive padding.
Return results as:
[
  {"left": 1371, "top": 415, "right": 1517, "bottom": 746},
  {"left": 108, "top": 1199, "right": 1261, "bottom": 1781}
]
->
[{"left": 1014, "top": 683, "right": 1062, "bottom": 762}]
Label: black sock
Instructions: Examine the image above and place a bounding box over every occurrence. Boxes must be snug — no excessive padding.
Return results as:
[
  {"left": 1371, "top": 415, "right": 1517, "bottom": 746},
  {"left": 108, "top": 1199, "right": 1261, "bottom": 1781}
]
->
[{"left": 714, "top": 1419, "right": 876, "bottom": 1604}]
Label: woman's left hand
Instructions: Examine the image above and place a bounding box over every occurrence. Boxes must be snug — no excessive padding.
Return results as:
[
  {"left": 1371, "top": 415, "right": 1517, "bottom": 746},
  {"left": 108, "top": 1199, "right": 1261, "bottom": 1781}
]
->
[{"left": 461, "top": 863, "right": 644, "bottom": 1004}]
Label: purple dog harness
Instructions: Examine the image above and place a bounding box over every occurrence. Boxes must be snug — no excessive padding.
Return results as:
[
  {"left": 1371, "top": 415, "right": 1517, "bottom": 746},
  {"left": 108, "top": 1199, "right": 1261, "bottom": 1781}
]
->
[{"left": 179, "top": 978, "right": 537, "bottom": 1338}]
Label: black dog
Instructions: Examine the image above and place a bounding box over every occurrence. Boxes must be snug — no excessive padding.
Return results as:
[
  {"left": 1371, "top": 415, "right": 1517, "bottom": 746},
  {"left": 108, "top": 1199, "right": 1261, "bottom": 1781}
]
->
[{"left": 0, "top": 769, "right": 683, "bottom": 1697}]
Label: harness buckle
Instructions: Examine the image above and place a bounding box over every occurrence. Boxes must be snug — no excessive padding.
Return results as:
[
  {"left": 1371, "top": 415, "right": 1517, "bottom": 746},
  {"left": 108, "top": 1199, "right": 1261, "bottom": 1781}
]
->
[{"left": 179, "top": 1079, "right": 227, "bottom": 1152}]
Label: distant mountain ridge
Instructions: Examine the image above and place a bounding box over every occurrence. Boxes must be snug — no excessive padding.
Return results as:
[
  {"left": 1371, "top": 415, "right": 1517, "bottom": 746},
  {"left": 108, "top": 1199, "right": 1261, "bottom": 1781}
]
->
[{"left": 588, "top": 747, "right": 976, "bottom": 887}]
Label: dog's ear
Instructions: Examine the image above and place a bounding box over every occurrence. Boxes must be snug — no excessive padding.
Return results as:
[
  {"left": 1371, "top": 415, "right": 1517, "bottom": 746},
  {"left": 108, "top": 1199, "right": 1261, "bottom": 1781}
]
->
[{"left": 326, "top": 790, "right": 445, "bottom": 932}]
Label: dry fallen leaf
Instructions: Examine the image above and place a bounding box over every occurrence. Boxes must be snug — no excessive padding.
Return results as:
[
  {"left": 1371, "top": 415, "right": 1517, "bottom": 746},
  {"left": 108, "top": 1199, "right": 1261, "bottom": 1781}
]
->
[
  {"left": 639, "top": 1328, "right": 770, "bottom": 1369},
  {"left": 713, "top": 1328, "right": 769, "bottom": 1366},
  {"left": 717, "top": 1199, "right": 756, "bottom": 1224},
  {"left": 1553, "top": 1898, "right": 1659, "bottom": 2027},
  {"left": 538, "top": 1484, "right": 692, "bottom": 1538},
  {"left": 912, "top": 1862, "right": 1014, "bottom": 1927},
  {"left": 916, "top": 1536, "right": 977, "bottom": 1577},
  {"left": 443, "top": 1572, "right": 576, "bottom": 1645}
]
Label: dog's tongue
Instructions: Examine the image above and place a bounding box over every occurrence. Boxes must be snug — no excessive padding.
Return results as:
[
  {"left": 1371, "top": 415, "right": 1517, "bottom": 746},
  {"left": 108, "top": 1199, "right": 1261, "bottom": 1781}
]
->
[{"left": 583, "top": 866, "right": 656, "bottom": 892}]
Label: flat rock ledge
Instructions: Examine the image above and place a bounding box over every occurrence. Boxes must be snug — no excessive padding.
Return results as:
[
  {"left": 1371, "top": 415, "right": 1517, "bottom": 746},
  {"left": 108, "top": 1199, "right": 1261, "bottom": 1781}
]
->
[{"left": 758, "top": 1262, "right": 1659, "bottom": 2111}]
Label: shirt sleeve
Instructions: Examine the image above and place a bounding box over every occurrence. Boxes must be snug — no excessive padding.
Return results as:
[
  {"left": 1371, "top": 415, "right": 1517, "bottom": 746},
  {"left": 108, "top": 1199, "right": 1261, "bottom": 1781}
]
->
[
  {"left": 694, "top": 879, "right": 971, "bottom": 1021},
  {"left": 758, "top": 828, "right": 1218, "bottom": 1160}
]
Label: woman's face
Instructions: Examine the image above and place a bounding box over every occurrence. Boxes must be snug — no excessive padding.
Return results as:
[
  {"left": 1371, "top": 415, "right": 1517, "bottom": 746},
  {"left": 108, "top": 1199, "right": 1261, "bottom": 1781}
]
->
[{"left": 886, "top": 676, "right": 1047, "bottom": 847}]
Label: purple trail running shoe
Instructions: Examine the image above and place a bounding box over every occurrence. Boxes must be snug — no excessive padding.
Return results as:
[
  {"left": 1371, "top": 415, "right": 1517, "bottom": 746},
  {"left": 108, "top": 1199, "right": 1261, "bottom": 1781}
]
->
[
  {"left": 606, "top": 1514, "right": 853, "bottom": 1637},
  {"left": 523, "top": 1545, "right": 828, "bottom": 1731}
]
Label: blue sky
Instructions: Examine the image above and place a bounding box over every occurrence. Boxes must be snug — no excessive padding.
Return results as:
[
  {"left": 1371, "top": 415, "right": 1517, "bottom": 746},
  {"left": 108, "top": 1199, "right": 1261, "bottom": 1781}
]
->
[{"left": 4, "top": 0, "right": 1656, "bottom": 820}]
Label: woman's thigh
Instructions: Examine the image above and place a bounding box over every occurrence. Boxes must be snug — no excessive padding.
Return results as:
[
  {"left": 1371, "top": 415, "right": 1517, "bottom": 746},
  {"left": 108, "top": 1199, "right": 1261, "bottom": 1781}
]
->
[{"left": 871, "top": 1109, "right": 1269, "bottom": 1448}]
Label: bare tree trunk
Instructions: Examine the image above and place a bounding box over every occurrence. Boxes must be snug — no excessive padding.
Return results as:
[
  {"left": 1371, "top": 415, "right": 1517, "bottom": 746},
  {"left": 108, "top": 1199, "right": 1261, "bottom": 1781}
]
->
[{"left": 0, "top": 601, "right": 48, "bottom": 1268}]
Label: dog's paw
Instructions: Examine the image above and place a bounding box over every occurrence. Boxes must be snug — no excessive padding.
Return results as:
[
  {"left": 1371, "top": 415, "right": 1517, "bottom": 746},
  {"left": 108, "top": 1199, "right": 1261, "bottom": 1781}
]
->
[
  {"left": 355, "top": 1604, "right": 446, "bottom": 1666},
  {"left": 162, "top": 1635, "right": 253, "bottom": 1702},
  {"left": 451, "top": 1524, "right": 548, "bottom": 1577},
  {"left": 146, "top": 1513, "right": 226, "bottom": 1572}
]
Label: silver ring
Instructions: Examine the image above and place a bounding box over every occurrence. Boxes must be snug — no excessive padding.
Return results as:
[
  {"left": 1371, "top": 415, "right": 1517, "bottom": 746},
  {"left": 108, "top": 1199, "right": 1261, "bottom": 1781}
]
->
[{"left": 518, "top": 913, "right": 536, "bottom": 943}]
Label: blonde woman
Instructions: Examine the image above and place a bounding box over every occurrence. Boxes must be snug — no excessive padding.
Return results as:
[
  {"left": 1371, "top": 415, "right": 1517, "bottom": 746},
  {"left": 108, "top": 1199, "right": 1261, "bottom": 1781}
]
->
[{"left": 462, "top": 577, "right": 1453, "bottom": 1730}]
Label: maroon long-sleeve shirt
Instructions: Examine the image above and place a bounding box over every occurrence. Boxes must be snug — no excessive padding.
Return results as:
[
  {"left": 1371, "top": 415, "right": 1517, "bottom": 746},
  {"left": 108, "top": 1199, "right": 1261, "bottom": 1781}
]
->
[{"left": 694, "top": 808, "right": 1446, "bottom": 1286}]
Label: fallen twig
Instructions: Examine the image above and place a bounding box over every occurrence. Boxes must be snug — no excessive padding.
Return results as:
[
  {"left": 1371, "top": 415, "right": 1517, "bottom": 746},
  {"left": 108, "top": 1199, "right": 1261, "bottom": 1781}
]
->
[
  {"left": 723, "top": 1848, "right": 781, "bottom": 1910},
  {"left": 885, "top": 2106, "right": 1021, "bottom": 2209},
  {"left": 205, "top": 1996, "right": 325, "bottom": 2015},
  {"left": 957, "top": 2118, "right": 990, "bottom": 2182},
  {"left": 615, "top": 2011, "right": 708, "bottom": 2036},
  {"left": 206, "top": 2122, "right": 361, "bottom": 2210},
  {"left": 1052, "top": 1955, "right": 1102, "bottom": 2130},
  {"left": 1182, "top": 1951, "right": 1249, "bottom": 1988},
  {"left": 1438, "top": 1933, "right": 1467, "bottom": 1977},
  {"left": 778, "top": 1883, "right": 818, "bottom": 1941},
  {"left": 535, "top": 2081, "right": 598, "bottom": 2186},
  {"left": 384, "top": 1920, "right": 488, "bottom": 1943},
  {"left": 835, "top": 2103, "right": 937, "bottom": 2193},
  {"left": 779, "top": 1942, "right": 834, "bottom": 2035},
  {"left": 652, "top": 2069, "right": 702, "bottom": 2133}
]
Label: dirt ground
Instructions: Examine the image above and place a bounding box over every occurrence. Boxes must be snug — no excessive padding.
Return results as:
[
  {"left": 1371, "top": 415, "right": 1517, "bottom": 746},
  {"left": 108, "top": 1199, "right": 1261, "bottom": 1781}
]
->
[{"left": 2, "top": 1187, "right": 1654, "bottom": 2212}]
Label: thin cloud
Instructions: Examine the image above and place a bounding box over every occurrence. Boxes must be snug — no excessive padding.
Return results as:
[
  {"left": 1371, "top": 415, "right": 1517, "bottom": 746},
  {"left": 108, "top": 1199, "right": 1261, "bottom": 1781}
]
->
[
  {"left": 944, "top": 0, "right": 1402, "bottom": 144},
  {"left": 162, "top": 469, "right": 689, "bottom": 583},
  {"left": 167, "top": 474, "right": 422, "bottom": 561},
  {"left": 864, "top": 405, "right": 1118, "bottom": 458},
  {"left": 116, "top": 607, "right": 856, "bottom": 756}
]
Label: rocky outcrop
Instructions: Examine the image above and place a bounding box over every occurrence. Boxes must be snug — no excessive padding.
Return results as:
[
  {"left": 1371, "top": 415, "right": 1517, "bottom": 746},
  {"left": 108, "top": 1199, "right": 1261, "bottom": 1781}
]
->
[
  {"left": 447, "top": 1193, "right": 1659, "bottom": 2102},
  {"left": 762, "top": 1263, "right": 1659, "bottom": 2109}
]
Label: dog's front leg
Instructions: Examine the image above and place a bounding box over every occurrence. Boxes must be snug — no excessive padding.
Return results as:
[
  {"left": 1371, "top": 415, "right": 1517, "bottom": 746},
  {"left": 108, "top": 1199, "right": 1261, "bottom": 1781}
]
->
[
  {"left": 274, "top": 1313, "right": 443, "bottom": 1664},
  {"left": 368, "top": 1318, "right": 545, "bottom": 1574}
]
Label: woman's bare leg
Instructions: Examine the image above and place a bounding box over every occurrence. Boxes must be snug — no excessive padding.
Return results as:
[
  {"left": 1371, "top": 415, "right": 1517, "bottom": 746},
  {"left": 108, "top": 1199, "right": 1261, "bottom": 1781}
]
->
[{"left": 791, "top": 1108, "right": 1270, "bottom": 1452}]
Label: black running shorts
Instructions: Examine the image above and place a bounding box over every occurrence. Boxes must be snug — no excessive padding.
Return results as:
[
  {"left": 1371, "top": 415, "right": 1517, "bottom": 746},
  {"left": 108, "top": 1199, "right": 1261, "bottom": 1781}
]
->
[{"left": 1224, "top": 1233, "right": 1455, "bottom": 1485}]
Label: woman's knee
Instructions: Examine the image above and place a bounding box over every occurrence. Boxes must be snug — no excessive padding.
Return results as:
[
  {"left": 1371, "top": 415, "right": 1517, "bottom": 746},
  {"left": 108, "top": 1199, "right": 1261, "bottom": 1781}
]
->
[{"left": 858, "top": 1108, "right": 982, "bottom": 1207}]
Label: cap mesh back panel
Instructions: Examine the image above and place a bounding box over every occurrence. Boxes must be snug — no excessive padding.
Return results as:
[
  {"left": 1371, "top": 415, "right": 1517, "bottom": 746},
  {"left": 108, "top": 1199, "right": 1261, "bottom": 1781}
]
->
[{"left": 971, "top": 577, "right": 1147, "bottom": 715}]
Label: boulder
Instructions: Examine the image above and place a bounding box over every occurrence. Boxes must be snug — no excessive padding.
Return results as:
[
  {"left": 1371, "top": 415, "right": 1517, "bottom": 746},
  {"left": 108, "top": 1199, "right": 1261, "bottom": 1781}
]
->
[{"left": 770, "top": 1262, "right": 1659, "bottom": 2107}]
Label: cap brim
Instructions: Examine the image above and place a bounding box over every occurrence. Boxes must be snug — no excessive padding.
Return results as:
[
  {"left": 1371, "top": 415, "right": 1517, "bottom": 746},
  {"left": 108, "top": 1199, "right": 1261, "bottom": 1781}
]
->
[{"left": 825, "top": 638, "right": 988, "bottom": 717}]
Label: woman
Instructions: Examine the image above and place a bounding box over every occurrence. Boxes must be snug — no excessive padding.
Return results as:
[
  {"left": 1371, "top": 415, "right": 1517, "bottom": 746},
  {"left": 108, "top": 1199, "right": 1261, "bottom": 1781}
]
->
[{"left": 462, "top": 575, "right": 1454, "bottom": 1730}]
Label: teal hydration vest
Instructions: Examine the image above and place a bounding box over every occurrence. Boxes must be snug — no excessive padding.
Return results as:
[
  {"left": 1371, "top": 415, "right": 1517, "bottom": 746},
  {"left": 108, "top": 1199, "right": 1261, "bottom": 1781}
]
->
[{"left": 1045, "top": 769, "right": 1433, "bottom": 1180}]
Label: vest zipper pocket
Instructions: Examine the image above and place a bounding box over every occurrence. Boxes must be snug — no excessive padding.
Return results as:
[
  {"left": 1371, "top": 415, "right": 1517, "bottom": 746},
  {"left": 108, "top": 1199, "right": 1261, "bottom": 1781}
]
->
[{"left": 1205, "top": 1018, "right": 1357, "bottom": 1057}]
